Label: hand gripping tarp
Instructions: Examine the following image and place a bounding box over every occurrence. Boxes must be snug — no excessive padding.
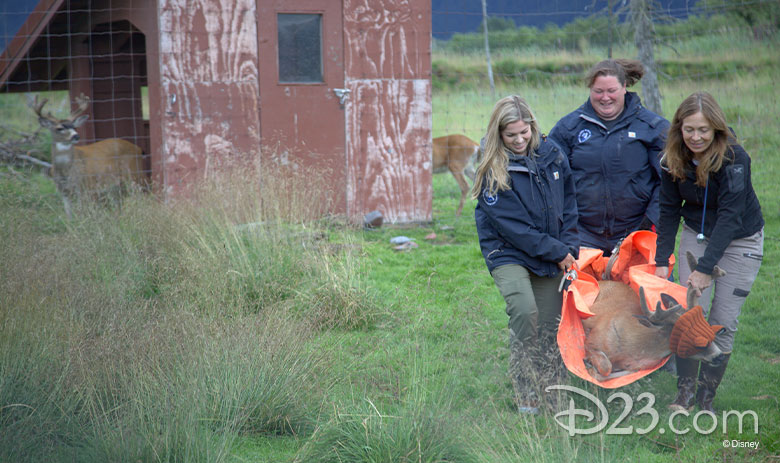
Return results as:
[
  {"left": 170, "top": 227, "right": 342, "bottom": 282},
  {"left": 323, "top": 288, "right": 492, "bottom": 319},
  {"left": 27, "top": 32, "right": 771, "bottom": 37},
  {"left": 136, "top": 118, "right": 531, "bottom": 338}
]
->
[{"left": 558, "top": 230, "right": 687, "bottom": 388}]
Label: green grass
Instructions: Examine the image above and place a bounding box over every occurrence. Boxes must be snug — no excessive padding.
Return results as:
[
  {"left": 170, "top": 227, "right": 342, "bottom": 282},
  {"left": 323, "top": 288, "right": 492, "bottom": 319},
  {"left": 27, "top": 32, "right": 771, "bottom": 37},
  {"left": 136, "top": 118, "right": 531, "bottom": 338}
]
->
[
  {"left": 0, "top": 165, "right": 375, "bottom": 462},
  {"left": 1, "top": 30, "right": 779, "bottom": 463}
]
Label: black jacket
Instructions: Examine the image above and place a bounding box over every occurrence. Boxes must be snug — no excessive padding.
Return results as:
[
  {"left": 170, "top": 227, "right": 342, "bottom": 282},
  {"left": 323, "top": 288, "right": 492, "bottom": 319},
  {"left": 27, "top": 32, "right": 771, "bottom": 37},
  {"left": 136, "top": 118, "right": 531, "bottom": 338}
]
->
[
  {"left": 475, "top": 137, "right": 580, "bottom": 277},
  {"left": 655, "top": 142, "right": 764, "bottom": 274},
  {"left": 549, "top": 92, "right": 668, "bottom": 250}
]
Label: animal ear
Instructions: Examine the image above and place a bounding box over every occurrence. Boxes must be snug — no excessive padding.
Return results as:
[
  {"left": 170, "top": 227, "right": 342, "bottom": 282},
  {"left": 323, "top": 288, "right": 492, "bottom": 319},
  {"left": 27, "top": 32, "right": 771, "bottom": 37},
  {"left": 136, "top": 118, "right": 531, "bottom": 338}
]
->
[
  {"left": 660, "top": 293, "right": 680, "bottom": 309},
  {"left": 686, "top": 251, "right": 698, "bottom": 273},
  {"left": 711, "top": 265, "right": 726, "bottom": 279}
]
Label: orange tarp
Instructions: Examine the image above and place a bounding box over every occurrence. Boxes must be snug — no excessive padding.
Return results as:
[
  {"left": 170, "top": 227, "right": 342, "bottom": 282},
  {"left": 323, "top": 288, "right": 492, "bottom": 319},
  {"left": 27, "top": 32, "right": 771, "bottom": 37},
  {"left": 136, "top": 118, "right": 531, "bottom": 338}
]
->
[{"left": 558, "top": 230, "right": 687, "bottom": 388}]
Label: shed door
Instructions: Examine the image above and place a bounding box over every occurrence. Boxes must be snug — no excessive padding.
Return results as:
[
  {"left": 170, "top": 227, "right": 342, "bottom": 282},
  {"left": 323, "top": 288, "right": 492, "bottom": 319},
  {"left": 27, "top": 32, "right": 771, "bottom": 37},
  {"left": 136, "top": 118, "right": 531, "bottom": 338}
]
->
[{"left": 258, "top": 0, "right": 346, "bottom": 213}]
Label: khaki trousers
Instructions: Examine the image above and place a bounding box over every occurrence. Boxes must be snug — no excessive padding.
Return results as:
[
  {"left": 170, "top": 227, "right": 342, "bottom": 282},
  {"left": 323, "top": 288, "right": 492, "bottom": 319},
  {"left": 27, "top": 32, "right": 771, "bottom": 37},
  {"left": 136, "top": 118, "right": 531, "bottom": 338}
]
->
[{"left": 678, "top": 225, "right": 763, "bottom": 353}]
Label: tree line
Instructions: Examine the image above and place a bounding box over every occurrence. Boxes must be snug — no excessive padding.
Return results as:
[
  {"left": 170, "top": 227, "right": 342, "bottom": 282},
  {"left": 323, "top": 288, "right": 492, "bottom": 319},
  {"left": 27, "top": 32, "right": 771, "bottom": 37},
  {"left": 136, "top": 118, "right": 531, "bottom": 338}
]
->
[{"left": 436, "top": 0, "right": 779, "bottom": 53}]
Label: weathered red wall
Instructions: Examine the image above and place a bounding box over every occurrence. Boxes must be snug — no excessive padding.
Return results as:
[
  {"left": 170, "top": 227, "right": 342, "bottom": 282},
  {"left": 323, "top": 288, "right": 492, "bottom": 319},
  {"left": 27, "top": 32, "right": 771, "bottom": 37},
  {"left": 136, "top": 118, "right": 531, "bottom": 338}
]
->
[
  {"left": 157, "top": 0, "right": 261, "bottom": 197},
  {"left": 154, "top": 0, "right": 432, "bottom": 222},
  {"left": 343, "top": 0, "right": 432, "bottom": 223}
]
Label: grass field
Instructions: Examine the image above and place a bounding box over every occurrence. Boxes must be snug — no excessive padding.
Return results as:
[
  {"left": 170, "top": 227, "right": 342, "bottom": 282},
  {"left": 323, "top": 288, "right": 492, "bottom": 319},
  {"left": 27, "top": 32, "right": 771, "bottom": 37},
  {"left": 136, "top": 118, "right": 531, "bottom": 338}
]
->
[{"left": 1, "top": 30, "right": 779, "bottom": 463}]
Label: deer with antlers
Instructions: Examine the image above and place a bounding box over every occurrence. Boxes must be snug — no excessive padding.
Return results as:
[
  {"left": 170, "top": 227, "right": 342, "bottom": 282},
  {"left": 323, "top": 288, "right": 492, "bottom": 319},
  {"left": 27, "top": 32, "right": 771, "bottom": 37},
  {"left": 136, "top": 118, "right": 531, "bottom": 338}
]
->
[
  {"left": 432, "top": 134, "right": 481, "bottom": 217},
  {"left": 582, "top": 252, "right": 727, "bottom": 381},
  {"left": 29, "top": 93, "right": 145, "bottom": 218}
]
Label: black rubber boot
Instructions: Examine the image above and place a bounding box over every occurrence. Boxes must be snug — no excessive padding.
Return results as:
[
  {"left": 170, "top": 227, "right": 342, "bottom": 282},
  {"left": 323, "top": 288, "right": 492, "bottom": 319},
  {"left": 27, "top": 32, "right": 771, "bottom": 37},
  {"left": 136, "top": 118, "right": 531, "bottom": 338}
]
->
[
  {"left": 668, "top": 357, "right": 699, "bottom": 411},
  {"left": 696, "top": 353, "right": 731, "bottom": 414}
]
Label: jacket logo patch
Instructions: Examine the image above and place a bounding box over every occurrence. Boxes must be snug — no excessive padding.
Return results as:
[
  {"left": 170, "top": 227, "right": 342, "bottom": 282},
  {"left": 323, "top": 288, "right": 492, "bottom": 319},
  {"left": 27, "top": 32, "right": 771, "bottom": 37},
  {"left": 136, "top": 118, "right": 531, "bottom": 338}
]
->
[
  {"left": 726, "top": 164, "right": 745, "bottom": 192},
  {"left": 483, "top": 190, "right": 498, "bottom": 206},
  {"left": 553, "top": 171, "right": 560, "bottom": 180},
  {"left": 628, "top": 131, "right": 636, "bottom": 138},
  {"left": 578, "top": 129, "right": 591, "bottom": 143}
]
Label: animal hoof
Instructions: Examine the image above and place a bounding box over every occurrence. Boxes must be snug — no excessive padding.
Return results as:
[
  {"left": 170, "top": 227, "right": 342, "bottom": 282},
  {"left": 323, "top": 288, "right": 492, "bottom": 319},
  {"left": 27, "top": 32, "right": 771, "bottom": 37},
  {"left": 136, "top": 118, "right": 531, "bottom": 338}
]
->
[{"left": 585, "top": 350, "right": 613, "bottom": 378}]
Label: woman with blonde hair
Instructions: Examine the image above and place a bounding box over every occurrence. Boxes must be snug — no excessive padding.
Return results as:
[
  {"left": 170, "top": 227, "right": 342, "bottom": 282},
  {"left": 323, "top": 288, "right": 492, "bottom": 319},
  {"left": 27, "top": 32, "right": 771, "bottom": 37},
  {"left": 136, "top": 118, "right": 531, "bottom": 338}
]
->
[
  {"left": 473, "top": 95, "right": 579, "bottom": 413},
  {"left": 654, "top": 91, "right": 764, "bottom": 413}
]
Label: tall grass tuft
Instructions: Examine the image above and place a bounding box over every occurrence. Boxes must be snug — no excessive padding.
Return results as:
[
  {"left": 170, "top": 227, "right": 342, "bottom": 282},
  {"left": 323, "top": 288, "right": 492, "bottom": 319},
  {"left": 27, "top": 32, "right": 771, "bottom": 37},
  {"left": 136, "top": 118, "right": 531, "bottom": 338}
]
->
[
  {"left": 468, "top": 406, "right": 583, "bottom": 463},
  {"left": 159, "top": 161, "right": 381, "bottom": 328},
  {"left": 0, "top": 160, "right": 379, "bottom": 460},
  {"left": 74, "top": 310, "right": 320, "bottom": 462},
  {"left": 295, "top": 394, "right": 475, "bottom": 463},
  {"left": 294, "top": 355, "right": 476, "bottom": 463},
  {"left": 295, "top": 245, "right": 380, "bottom": 331},
  {"left": 0, "top": 304, "right": 84, "bottom": 462}
]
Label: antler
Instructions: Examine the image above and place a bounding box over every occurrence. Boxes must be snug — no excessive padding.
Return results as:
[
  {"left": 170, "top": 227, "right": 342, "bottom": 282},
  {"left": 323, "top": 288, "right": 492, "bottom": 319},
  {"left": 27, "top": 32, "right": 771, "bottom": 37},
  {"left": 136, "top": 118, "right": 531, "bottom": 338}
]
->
[
  {"left": 72, "top": 93, "right": 90, "bottom": 119},
  {"left": 637, "top": 287, "right": 688, "bottom": 326},
  {"left": 28, "top": 94, "right": 55, "bottom": 121},
  {"left": 638, "top": 287, "right": 661, "bottom": 319}
]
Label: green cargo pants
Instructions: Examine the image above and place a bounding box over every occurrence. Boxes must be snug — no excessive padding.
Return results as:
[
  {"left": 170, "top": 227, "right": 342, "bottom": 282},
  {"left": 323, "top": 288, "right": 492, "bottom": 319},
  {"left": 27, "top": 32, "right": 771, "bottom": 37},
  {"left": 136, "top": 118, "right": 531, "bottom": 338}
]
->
[{"left": 491, "top": 264, "right": 563, "bottom": 345}]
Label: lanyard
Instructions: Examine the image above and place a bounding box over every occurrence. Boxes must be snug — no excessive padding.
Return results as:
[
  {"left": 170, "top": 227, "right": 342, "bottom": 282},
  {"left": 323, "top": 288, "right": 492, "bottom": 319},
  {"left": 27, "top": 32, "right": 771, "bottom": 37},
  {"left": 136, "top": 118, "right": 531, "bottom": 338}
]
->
[{"left": 697, "top": 180, "right": 709, "bottom": 244}]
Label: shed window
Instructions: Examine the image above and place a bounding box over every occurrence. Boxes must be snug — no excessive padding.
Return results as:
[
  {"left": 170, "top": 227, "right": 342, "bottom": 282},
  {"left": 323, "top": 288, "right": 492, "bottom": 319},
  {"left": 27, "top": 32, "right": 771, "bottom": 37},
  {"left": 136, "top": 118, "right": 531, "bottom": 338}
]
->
[{"left": 277, "top": 14, "right": 323, "bottom": 83}]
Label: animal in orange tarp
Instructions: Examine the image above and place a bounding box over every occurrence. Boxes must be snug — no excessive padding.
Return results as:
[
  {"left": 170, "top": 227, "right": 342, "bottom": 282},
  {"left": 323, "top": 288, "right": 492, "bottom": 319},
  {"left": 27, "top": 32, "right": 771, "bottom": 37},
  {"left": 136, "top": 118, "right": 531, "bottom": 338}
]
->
[{"left": 557, "top": 230, "right": 726, "bottom": 388}]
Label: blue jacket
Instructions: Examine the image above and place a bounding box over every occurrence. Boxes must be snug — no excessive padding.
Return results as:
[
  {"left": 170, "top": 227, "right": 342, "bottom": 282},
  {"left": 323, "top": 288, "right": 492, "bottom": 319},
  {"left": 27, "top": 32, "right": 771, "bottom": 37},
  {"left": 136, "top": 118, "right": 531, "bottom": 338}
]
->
[
  {"left": 548, "top": 92, "right": 669, "bottom": 251},
  {"left": 655, "top": 142, "right": 764, "bottom": 275},
  {"left": 475, "top": 136, "right": 580, "bottom": 277}
]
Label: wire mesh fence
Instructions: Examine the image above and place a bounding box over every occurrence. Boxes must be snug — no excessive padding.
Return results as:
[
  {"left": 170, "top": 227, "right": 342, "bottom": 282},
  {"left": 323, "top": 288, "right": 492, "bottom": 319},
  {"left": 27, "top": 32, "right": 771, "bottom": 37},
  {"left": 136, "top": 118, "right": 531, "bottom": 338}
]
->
[
  {"left": 2, "top": 1, "right": 152, "bottom": 201},
  {"left": 431, "top": 1, "right": 780, "bottom": 135},
  {"left": 1, "top": 0, "right": 779, "bottom": 214}
]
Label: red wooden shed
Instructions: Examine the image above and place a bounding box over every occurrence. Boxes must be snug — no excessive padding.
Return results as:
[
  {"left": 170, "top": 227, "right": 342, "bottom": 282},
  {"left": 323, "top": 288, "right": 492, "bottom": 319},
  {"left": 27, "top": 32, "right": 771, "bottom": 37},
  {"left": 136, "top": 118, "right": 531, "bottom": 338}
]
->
[{"left": 0, "top": 0, "right": 432, "bottom": 223}]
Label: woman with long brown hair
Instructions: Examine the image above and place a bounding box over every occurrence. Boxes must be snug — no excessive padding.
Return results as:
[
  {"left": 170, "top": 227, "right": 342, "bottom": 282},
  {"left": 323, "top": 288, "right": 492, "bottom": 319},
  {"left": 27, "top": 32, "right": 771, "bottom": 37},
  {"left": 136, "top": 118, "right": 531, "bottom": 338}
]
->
[{"left": 654, "top": 91, "right": 764, "bottom": 413}]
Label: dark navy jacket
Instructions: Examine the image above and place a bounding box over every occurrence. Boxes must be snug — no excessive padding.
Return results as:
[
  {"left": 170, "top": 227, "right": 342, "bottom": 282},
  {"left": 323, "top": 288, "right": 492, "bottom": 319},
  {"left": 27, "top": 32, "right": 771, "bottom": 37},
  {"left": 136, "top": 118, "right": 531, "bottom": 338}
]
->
[
  {"left": 655, "top": 142, "right": 764, "bottom": 275},
  {"left": 475, "top": 137, "right": 580, "bottom": 277},
  {"left": 548, "top": 92, "right": 669, "bottom": 251}
]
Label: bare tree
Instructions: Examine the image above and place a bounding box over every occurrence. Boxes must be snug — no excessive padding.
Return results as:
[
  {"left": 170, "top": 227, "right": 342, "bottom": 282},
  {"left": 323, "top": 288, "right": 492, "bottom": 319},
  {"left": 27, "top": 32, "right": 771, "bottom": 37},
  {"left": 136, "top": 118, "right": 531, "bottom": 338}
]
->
[
  {"left": 481, "top": 0, "right": 496, "bottom": 99},
  {"left": 631, "top": 0, "right": 663, "bottom": 116},
  {"left": 607, "top": 0, "right": 615, "bottom": 58}
]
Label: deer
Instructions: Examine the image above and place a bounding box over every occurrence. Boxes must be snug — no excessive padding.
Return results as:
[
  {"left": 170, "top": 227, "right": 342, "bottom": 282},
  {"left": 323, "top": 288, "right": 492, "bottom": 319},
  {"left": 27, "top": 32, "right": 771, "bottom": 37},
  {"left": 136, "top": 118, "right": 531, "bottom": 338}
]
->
[
  {"left": 432, "top": 134, "right": 481, "bottom": 216},
  {"left": 581, "top": 252, "right": 727, "bottom": 381},
  {"left": 29, "top": 93, "right": 145, "bottom": 219}
]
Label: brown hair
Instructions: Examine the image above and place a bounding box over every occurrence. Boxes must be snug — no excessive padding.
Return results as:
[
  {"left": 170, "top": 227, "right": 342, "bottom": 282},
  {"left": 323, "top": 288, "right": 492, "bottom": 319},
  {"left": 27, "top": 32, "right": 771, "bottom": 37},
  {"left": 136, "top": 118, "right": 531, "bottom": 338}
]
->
[
  {"left": 585, "top": 59, "right": 645, "bottom": 88},
  {"left": 471, "top": 95, "right": 541, "bottom": 198},
  {"left": 662, "top": 92, "right": 734, "bottom": 186}
]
